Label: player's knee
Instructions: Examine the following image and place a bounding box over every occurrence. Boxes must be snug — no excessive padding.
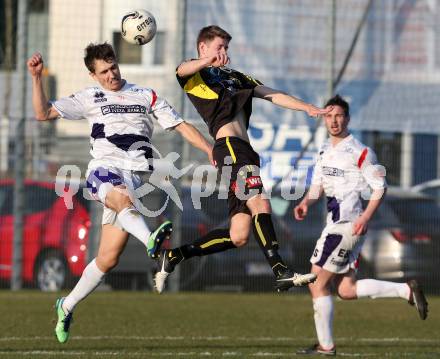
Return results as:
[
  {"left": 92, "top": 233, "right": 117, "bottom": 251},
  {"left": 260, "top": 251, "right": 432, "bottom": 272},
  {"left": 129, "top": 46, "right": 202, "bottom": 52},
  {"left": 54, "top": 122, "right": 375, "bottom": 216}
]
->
[
  {"left": 248, "top": 196, "right": 271, "bottom": 215},
  {"left": 115, "top": 192, "right": 132, "bottom": 210},
  {"left": 107, "top": 190, "right": 132, "bottom": 212},
  {"left": 259, "top": 199, "right": 272, "bottom": 213},
  {"left": 309, "top": 283, "right": 327, "bottom": 297},
  {"left": 230, "top": 232, "right": 248, "bottom": 247},
  {"left": 96, "top": 254, "right": 119, "bottom": 273},
  {"left": 337, "top": 285, "right": 357, "bottom": 300}
]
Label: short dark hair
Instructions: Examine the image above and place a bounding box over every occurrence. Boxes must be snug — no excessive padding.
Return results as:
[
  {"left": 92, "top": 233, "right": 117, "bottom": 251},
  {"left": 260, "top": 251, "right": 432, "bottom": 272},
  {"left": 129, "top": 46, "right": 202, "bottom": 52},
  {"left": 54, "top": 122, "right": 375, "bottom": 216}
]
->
[
  {"left": 196, "top": 25, "right": 232, "bottom": 54},
  {"left": 325, "top": 94, "right": 350, "bottom": 117},
  {"left": 84, "top": 42, "right": 117, "bottom": 73}
]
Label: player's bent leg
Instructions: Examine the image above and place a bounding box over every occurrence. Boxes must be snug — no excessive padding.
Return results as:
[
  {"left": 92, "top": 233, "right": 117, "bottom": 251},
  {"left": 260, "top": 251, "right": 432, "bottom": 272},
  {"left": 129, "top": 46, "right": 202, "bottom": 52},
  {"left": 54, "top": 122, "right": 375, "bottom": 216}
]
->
[
  {"left": 356, "top": 278, "right": 410, "bottom": 300},
  {"left": 246, "top": 196, "right": 316, "bottom": 290},
  {"left": 105, "top": 185, "right": 132, "bottom": 213},
  {"left": 355, "top": 277, "right": 428, "bottom": 319},
  {"left": 229, "top": 212, "right": 252, "bottom": 247},
  {"left": 154, "top": 228, "right": 237, "bottom": 294},
  {"left": 247, "top": 198, "right": 287, "bottom": 275},
  {"left": 308, "top": 265, "right": 334, "bottom": 298},
  {"left": 55, "top": 225, "right": 128, "bottom": 342},
  {"left": 54, "top": 259, "right": 105, "bottom": 344},
  {"left": 95, "top": 225, "right": 130, "bottom": 272},
  {"left": 106, "top": 186, "right": 156, "bottom": 249},
  {"left": 334, "top": 269, "right": 358, "bottom": 300}
]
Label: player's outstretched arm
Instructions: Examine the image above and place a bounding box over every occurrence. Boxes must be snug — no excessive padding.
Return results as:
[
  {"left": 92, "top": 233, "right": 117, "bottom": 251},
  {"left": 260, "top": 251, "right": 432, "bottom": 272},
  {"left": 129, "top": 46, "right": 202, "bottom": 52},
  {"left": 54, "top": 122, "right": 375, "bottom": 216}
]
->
[
  {"left": 253, "top": 85, "right": 331, "bottom": 118},
  {"left": 362, "top": 188, "right": 386, "bottom": 221},
  {"left": 27, "top": 52, "right": 60, "bottom": 121},
  {"left": 174, "top": 122, "right": 215, "bottom": 166},
  {"left": 353, "top": 149, "right": 387, "bottom": 235},
  {"left": 177, "top": 53, "right": 229, "bottom": 78},
  {"left": 352, "top": 188, "right": 386, "bottom": 235}
]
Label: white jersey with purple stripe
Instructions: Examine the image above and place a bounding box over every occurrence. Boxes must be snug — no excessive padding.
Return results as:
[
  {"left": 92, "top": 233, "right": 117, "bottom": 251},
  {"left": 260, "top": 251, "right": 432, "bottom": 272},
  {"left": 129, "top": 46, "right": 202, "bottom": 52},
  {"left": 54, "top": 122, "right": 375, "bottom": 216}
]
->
[
  {"left": 52, "top": 81, "right": 184, "bottom": 171},
  {"left": 311, "top": 134, "right": 386, "bottom": 224}
]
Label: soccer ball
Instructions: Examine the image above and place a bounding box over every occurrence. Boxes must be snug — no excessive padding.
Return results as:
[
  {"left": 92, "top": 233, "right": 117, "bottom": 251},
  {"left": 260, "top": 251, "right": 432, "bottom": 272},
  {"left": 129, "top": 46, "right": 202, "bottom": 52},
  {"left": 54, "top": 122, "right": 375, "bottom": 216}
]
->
[{"left": 121, "top": 10, "right": 157, "bottom": 45}]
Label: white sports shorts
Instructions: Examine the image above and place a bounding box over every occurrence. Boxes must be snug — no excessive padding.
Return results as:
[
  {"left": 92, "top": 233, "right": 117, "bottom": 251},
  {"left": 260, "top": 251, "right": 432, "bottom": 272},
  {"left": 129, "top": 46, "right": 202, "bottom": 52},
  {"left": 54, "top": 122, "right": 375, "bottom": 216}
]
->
[
  {"left": 85, "top": 166, "right": 145, "bottom": 229},
  {"left": 310, "top": 221, "right": 364, "bottom": 274}
]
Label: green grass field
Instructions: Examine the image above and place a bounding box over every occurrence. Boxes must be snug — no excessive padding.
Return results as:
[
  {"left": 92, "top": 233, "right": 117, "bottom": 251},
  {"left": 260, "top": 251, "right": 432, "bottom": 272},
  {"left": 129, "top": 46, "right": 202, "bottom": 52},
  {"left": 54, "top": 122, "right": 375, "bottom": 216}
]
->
[{"left": 0, "top": 291, "right": 438, "bottom": 358}]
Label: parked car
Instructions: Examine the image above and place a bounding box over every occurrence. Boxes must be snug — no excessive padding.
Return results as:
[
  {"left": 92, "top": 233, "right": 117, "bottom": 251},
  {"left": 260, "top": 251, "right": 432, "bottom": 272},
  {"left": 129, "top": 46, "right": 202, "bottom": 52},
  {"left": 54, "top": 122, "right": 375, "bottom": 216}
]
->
[
  {"left": 0, "top": 180, "right": 245, "bottom": 291},
  {"left": 0, "top": 179, "right": 218, "bottom": 291},
  {"left": 411, "top": 179, "right": 440, "bottom": 204},
  {"left": 361, "top": 188, "right": 440, "bottom": 287},
  {"left": 0, "top": 179, "right": 90, "bottom": 291},
  {"left": 5, "top": 179, "right": 436, "bottom": 293},
  {"left": 111, "top": 185, "right": 440, "bottom": 292},
  {"left": 271, "top": 186, "right": 440, "bottom": 293}
]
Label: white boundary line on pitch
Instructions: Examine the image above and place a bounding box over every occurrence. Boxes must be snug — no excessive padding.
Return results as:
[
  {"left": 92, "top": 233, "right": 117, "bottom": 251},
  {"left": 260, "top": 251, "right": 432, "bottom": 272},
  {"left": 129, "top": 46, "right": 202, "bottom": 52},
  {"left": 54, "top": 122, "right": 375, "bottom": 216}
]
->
[
  {"left": 0, "top": 336, "right": 439, "bottom": 343},
  {"left": 0, "top": 351, "right": 426, "bottom": 357}
]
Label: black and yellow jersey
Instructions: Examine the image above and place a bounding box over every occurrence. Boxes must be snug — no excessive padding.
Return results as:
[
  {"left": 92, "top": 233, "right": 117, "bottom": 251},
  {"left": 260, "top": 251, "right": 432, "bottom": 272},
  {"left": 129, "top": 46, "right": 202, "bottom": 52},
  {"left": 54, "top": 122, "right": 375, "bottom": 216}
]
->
[{"left": 176, "top": 65, "right": 263, "bottom": 138}]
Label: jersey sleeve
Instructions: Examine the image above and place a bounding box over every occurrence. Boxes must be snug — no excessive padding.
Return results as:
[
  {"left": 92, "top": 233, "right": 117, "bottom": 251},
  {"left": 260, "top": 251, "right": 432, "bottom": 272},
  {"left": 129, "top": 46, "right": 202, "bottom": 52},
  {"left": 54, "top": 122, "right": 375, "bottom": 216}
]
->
[
  {"left": 175, "top": 60, "right": 197, "bottom": 88},
  {"left": 358, "top": 147, "right": 387, "bottom": 190},
  {"left": 176, "top": 70, "right": 190, "bottom": 88},
  {"left": 242, "top": 72, "right": 264, "bottom": 88},
  {"left": 52, "top": 91, "right": 86, "bottom": 120},
  {"left": 147, "top": 90, "right": 184, "bottom": 130}
]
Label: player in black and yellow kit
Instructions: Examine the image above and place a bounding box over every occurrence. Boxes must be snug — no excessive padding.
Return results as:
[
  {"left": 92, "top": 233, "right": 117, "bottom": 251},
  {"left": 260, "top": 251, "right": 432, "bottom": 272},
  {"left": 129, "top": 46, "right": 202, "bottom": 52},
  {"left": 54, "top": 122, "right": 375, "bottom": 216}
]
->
[{"left": 154, "top": 25, "right": 331, "bottom": 293}]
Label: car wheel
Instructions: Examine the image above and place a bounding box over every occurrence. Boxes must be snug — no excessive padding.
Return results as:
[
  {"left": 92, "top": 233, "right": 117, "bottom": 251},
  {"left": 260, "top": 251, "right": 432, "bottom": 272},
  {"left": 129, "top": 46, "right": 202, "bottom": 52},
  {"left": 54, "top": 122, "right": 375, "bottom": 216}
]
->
[{"left": 35, "top": 250, "right": 69, "bottom": 291}]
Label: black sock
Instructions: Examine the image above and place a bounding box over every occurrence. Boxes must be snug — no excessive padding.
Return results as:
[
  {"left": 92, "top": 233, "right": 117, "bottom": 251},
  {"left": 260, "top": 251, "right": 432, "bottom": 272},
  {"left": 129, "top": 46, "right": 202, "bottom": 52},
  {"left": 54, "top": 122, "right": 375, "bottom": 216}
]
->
[
  {"left": 163, "top": 247, "right": 185, "bottom": 269},
  {"left": 252, "top": 213, "right": 288, "bottom": 278},
  {"left": 177, "top": 229, "right": 236, "bottom": 260}
]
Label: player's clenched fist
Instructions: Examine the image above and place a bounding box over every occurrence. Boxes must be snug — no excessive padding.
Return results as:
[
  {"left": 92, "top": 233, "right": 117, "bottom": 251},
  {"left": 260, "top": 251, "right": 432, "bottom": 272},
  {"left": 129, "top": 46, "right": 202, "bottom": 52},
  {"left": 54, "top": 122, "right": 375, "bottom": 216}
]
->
[
  {"left": 294, "top": 203, "right": 308, "bottom": 221},
  {"left": 208, "top": 52, "right": 229, "bottom": 67},
  {"left": 27, "top": 52, "right": 44, "bottom": 77}
]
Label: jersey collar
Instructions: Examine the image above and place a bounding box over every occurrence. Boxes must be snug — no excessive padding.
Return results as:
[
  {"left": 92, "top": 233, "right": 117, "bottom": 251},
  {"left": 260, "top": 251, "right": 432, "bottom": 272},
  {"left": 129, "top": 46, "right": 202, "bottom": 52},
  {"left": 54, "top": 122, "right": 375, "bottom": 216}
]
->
[
  {"left": 329, "top": 133, "right": 353, "bottom": 148},
  {"left": 100, "top": 79, "right": 129, "bottom": 93}
]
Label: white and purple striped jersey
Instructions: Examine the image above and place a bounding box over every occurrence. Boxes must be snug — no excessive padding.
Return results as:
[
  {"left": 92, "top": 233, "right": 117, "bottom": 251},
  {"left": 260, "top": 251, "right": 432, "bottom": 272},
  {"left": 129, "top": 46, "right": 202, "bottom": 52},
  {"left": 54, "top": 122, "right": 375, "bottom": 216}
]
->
[
  {"left": 311, "top": 134, "right": 386, "bottom": 224},
  {"left": 52, "top": 81, "right": 184, "bottom": 171}
]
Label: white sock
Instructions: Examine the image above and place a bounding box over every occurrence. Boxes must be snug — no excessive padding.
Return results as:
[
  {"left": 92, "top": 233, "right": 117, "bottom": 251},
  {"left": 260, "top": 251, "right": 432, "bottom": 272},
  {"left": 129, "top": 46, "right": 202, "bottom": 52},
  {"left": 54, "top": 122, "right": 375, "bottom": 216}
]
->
[
  {"left": 117, "top": 206, "right": 151, "bottom": 247},
  {"left": 356, "top": 279, "right": 410, "bottom": 300},
  {"left": 62, "top": 259, "right": 105, "bottom": 314},
  {"left": 313, "top": 296, "right": 334, "bottom": 350}
]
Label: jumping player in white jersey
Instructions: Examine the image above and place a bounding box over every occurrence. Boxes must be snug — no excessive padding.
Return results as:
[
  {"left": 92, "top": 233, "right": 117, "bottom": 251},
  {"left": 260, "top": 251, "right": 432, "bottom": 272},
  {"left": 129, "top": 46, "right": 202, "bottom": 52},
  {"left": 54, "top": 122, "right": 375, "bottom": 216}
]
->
[
  {"left": 294, "top": 95, "right": 428, "bottom": 356},
  {"left": 27, "top": 43, "right": 214, "bottom": 343}
]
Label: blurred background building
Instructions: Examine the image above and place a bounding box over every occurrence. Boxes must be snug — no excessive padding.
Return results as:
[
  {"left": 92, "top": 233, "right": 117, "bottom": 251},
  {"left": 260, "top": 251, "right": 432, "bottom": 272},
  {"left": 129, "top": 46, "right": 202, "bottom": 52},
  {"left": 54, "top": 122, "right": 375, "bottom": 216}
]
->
[
  {"left": 1, "top": 0, "right": 439, "bottom": 185},
  {"left": 1, "top": 0, "right": 439, "bottom": 292}
]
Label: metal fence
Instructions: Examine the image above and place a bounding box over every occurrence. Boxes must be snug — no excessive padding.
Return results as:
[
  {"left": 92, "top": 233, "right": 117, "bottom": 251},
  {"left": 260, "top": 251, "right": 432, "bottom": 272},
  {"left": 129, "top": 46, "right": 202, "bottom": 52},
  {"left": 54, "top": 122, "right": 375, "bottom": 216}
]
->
[{"left": 0, "top": 0, "right": 439, "bottom": 293}]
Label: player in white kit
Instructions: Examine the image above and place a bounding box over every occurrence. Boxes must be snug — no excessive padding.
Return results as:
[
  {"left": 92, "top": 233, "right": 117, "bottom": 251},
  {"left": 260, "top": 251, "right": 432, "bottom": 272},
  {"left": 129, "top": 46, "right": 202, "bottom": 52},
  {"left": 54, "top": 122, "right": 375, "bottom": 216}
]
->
[
  {"left": 294, "top": 95, "right": 428, "bottom": 356},
  {"left": 27, "top": 43, "right": 214, "bottom": 343}
]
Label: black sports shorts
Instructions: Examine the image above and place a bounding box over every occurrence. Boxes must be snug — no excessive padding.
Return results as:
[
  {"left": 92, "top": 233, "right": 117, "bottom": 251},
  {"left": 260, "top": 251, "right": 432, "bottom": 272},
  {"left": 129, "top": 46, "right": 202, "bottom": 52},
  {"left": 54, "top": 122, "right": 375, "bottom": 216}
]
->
[{"left": 213, "top": 136, "right": 264, "bottom": 217}]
